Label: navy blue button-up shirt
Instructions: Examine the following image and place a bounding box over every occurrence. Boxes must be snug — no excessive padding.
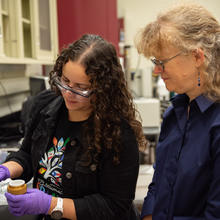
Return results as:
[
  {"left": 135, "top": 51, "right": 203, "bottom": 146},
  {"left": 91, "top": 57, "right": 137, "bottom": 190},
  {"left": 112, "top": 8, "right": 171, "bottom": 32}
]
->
[{"left": 141, "top": 94, "right": 220, "bottom": 220}]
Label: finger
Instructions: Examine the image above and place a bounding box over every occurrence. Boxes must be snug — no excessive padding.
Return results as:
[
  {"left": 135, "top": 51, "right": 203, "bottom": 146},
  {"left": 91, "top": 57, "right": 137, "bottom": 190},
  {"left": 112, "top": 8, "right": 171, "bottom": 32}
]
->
[
  {"left": 10, "top": 211, "right": 24, "bottom": 216},
  {"left": 8, "top": 206, "right": 21, "bottom": 213},
  {"left": 5, "top": 194, "right": 21, "bottom": 205},
  {"left": 12, "top": 212, "right": 23, "bottom": 217},
  {"left": 8, "top": 206, "right": 24, "bottom": 216},
  {"left": 7, "top": 199, "right": 26, "bottom": 214},
  {"left": 5, "top": 192, "right": 26, "bottom": 202},
  {"left": 5, "top": 192, "right": 25, "bottom": 201},
  {"left": 7, "top": 201, "right": 19, "bottom": 209},
  {"left": 5, "top": 192, "right": 17, "bottom": 202}
]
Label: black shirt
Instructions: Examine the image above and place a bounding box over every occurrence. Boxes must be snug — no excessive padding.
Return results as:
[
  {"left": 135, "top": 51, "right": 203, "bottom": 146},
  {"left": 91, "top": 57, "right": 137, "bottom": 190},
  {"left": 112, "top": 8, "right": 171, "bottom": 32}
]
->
[{"left": 36, "top": 106, "right": 86, "bottom": 198}]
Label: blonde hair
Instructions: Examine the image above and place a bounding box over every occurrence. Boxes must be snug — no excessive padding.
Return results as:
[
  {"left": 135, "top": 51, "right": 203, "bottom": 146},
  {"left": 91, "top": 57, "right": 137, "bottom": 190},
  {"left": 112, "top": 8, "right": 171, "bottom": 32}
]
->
[{"left": 135, "top": 3, "right": 220, "bottom": 101}]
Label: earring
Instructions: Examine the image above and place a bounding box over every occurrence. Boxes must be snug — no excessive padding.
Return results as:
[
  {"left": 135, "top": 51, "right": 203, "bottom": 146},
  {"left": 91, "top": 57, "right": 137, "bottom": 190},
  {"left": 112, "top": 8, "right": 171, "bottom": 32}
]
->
[{"left": 198, "top": 70, "right": 201, "bottom": 86}]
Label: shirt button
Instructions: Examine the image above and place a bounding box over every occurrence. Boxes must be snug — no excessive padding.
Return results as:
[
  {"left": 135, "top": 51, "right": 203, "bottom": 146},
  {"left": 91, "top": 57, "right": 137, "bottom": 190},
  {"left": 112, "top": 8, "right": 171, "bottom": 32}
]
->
[
  {"left": 90, "top": 164, "right": 97, "bottom": 171},
  {"left": 70, "top": 140, "right": 77, "bottom": 146},
  {"left": 65, "top": 172, "right": 72, "bottom": 179}
]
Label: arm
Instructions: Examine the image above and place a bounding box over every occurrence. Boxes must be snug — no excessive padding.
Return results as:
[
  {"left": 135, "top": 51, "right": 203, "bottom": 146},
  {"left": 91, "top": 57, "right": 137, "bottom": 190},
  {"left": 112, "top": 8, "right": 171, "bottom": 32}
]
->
[
  {"left": 141, "top": 109, "right": 171, "bottom": 219},
  {"left": 73, "top": 123, "right": 139, "bottom": 220},
  {"left": 141, "top": 173, "right": 156, "bottom": 219},
  {"left": 5, "top": 90, "right": 57, "bottom": 182},
  {"left": 142, "top": 215, "right": 152, "bottom": 220},
  {"left": 2, "top": 161, "right": 23, "bottom": 179},
  {"left": 173, "top": 124, "right": 220, "bottom": 220},
  {"left": 5, "top": 123, "right": 139, "bottom": 220},
  {"left": 203, "top": 124, "right": 220, "bottom": 219},
  {"left": 4, "top": 96, "right": 36, "bottom": 181},
  {"left": 5, "top": 128, "right": 34, "bottom": 182},
  {"left": 48, "top": 197, "right": 76, "bottom": 220}
]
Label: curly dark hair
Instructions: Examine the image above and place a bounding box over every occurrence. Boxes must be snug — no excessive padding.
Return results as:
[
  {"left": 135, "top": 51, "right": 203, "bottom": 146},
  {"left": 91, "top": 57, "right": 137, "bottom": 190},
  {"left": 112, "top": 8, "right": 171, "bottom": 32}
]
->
[{"left": 49, "top": 34, "right": 147, "bottom": 165}]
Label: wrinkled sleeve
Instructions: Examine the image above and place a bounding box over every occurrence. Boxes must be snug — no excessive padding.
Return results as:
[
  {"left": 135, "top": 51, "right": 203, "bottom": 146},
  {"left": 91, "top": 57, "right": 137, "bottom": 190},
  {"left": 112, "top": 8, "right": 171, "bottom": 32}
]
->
[
  {"left": 175, "top": 124, "right": 220, "bottom": 220},
  {"left": 140, "top": 164, "right": 156, "bottom": 219},
  {"left": 5, "top": 98, "right": 36, "bottom": 182},
  {"left": 203, "top": 124, "right": 220, "bottom": 220},
  {"left": 74, "top": 123, "right": 140, "bottom": 220},
  {"left": 5, "top": 90, "right": 56, "bottom": 182},
  {"left": 5, "top": 126, "right": 34, "bottom": 182}
]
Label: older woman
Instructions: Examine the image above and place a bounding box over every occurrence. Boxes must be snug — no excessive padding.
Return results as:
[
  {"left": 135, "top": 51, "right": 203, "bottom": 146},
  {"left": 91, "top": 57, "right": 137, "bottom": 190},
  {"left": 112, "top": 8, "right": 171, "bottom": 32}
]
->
[{"left": 136, "top": 3, "right": 220, "bottom": 220}]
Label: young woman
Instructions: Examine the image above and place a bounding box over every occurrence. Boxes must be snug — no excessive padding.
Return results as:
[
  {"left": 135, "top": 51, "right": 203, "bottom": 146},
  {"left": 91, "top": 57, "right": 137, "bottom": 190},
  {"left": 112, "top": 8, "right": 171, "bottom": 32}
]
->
[{"left": 0, "top": 34, "right": 146, "bottom": 220}]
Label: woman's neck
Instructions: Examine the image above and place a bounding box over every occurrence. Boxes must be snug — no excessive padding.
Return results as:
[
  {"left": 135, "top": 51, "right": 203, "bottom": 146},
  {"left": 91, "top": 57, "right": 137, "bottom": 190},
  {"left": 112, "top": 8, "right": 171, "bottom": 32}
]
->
[
  {"left": 68, "top": 110, "right": 91, "bottom": 122},
  {"left": 187, "top": 85, "right": 205, "bottom": 102}
]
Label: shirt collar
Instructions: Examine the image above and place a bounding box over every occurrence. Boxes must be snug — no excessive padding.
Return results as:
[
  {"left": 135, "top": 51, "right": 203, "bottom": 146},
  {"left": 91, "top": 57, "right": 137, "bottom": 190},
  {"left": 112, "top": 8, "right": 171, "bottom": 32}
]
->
[
  {"left": 195, "top": 95, "right": 214, "bottom": 113},
  {"left": 171, "top": 94, "right": 214, "bottom": 113},
  {"left": 171, "top": 94, "right": 189, "bottom": 108}
]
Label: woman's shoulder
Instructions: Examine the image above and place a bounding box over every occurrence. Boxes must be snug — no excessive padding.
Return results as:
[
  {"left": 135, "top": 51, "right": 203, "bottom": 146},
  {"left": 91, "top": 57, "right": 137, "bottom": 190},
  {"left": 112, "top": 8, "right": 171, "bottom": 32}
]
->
[
  {"left": 32, "top": 89, "right": 57, "bottom": 103},
  {"left": 28, "top": 89, "right": 57, "bottom": 109},
  {"left": 21, "top": 90, "right": 59, "bottom": 125},
  {"left": 120, "top": 118, "right": 134, "bottom": 133}
]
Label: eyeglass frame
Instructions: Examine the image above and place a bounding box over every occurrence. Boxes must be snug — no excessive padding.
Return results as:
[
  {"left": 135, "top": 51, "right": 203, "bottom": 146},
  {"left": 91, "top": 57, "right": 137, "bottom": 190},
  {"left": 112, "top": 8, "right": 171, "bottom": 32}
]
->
[
  {"left": 151, "top": 52, "right": 182, "bottom": 72},
  {"left": 53, "top": 76, "right": 93, "bottom": 98}
]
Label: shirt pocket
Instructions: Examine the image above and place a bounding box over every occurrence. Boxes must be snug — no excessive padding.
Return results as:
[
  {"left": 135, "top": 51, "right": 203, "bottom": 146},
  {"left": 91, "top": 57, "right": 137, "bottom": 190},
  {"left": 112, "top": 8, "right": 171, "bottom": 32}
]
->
[{"left": 74, "top": 162, "right": 98, "bottom": 195}]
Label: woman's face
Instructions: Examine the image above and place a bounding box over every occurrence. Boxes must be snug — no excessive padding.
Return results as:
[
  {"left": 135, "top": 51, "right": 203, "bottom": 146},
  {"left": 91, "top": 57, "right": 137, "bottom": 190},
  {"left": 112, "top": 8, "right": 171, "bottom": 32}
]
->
[
  {"left": 61, "top": 61, "right": 92, "bottom": 115},
  {"left": 153, "top": 45, "right": 204, "bottom": 100}
]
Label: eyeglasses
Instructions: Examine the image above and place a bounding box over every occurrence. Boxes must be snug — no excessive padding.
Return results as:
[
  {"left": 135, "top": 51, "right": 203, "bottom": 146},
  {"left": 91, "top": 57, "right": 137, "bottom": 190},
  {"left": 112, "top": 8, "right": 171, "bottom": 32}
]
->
[
  {"left": 54, "top": 76, "right": 92, "bottom": 98},
  {"left": 151, "top": 52, "right": 182, "bottom": 72}
]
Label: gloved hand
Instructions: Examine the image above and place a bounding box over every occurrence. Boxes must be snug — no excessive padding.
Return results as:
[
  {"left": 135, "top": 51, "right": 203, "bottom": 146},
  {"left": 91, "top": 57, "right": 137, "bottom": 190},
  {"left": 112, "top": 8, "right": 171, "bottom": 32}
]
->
[
  {"left": 5, "top": 188, "right": 52, "bottom": 216},
  {"left": 0, "top": 165, "right": 10, "bottom": 181}
]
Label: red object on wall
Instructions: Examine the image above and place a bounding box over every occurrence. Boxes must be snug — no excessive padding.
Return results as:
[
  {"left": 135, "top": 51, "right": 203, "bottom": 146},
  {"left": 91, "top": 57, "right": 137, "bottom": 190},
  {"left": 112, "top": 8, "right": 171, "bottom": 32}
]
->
[{"left": 57, "top": 0, "right": 119, "bottom": 53}]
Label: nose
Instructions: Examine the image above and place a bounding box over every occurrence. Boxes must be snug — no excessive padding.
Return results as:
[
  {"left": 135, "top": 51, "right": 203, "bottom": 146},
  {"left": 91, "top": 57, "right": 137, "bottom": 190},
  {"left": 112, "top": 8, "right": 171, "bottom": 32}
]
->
[
  {"left": 153, "top": 65, "right": 163, "bottom": 75},
  {"left": 65, "top": 89, "right": 77, "bottom": 97}
]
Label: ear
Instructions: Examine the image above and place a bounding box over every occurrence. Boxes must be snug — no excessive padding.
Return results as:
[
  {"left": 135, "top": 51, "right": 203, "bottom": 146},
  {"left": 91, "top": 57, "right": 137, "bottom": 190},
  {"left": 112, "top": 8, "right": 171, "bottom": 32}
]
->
[{"left": 193, "top": 48, "right": 205, "bottom": 67}]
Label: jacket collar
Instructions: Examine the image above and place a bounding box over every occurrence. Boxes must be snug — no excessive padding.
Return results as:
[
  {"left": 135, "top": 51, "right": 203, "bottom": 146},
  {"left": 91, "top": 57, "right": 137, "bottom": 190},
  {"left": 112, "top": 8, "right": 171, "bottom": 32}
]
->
[{"left": 41, "top": 95, "right": 64, "bottom": 128}]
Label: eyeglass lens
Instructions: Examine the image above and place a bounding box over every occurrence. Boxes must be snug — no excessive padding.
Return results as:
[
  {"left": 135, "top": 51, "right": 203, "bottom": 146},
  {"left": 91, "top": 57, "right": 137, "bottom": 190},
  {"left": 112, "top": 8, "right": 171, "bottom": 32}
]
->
[
  {"left": 54, "top": 77, "right": 91, "bottom": 98},
  {"left": 151, "top": 52, "right": 182, "bottom": 72}
]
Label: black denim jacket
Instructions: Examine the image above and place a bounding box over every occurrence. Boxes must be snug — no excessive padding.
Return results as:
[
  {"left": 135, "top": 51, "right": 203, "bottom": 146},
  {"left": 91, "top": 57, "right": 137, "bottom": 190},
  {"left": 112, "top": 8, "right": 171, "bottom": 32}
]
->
[{"left": 6, "top": 90, "right": 140, "bottom": 220}]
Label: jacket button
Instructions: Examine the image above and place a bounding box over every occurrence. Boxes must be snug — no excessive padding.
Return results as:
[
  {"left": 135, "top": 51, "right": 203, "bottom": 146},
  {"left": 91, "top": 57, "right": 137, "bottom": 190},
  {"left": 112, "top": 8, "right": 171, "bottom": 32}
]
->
[
  {"left": 65, "top": 172, "right": 72, "bottom": 179},
  {"left": 90, "top": 164, "right": 97, "bottom": 171},
  {"left": 70, "top": 140, "right": 77, "bottom": 146}
]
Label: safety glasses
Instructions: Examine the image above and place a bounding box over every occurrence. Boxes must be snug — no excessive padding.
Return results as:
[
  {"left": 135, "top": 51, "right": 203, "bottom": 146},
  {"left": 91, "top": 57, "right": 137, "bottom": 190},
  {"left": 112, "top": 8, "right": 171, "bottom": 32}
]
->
[{"left": 54, "top": 76, "right": 92, "bottom": 98}]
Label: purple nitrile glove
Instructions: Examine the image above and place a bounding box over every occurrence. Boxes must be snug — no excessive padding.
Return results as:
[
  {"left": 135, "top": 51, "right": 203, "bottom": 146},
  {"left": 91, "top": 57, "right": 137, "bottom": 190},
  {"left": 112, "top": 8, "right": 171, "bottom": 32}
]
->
[
  {"left": 0, "top": 165, "right": 10, "bottom": 181},
  {"left": 5, "top": 188, "right": 52, "bottom": 216}
]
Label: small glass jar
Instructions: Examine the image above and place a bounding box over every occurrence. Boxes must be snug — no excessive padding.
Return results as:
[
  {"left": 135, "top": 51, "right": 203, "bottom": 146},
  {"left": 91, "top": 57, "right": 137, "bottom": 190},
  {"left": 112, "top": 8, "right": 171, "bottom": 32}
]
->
[{"left": 7, "top": 179, "right": 27, "bottom": 195}]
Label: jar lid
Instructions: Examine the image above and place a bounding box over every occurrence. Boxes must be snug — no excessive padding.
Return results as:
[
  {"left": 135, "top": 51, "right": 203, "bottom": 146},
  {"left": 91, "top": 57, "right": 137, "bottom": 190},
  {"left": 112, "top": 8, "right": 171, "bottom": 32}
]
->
[{"left": 9, "top": 179, "right": 25, "bottom": 187}]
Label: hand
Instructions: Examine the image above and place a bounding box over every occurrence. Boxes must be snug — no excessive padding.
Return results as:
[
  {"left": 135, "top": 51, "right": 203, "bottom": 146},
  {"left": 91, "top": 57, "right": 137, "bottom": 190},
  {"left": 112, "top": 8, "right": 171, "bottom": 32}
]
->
[
  {"left": 5, "top": 188, "right": 52, "bottom": 216},
  {"left": 142, "top": 215, "right": 152, "bottom": 220},
  {"left": 0, "top": 165, "right": 10, "bottom": 181}
]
